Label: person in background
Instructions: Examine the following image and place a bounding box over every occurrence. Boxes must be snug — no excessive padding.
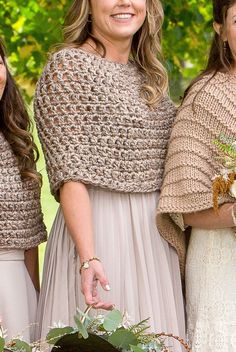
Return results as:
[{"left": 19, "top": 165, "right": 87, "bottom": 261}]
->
[
  {"left": 0, "top": 39, "right": 47, "bottom": 342},
  {"left": 157, "top": 0, "right": 236, "bottom": 350},
  {"left": 35, "top": 1, "right": 185, "bottom": 349}
]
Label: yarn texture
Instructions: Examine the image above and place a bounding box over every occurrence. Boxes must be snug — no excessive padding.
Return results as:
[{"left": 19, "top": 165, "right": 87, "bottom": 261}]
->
[
  {"left": 0, "top": 132, "right": 47, "bottom": 249},
  {"left": 157, "top": 72, "right": 236, "bottom": 276},
  {"left": 34, "top": 48, "right": 176, "bottom": 200}
]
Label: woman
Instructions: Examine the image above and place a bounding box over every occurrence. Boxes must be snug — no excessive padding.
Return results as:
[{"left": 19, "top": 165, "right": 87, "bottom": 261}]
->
[
  {"left": 0, "top": 39, "right": 47, "bottom": 342},
  {"left": 158, "top": 0, "right": 236, "bottom": 350},
  {"left": 35, "top": 0, "right": 185, "bottom": 346}
]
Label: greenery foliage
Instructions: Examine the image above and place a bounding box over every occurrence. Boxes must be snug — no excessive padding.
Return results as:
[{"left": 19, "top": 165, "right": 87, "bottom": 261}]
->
[
  {"left": 163, "top": 0, "right": 213, "bottom": 99},
  {"left": 47, "top": 309, "right": 166, "bottom": 352},
  {"left": 0, "top": 0, "right": 213, "bottom": 101}
]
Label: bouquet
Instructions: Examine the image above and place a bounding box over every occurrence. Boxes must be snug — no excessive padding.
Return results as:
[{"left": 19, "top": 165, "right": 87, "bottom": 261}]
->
[
  {"left": 46, "top": 307, "right": 191, "bottom": 352},
  {"left": 0, "top": 308, "right": 191, "bottom": 352},
  {"left": 212, "top": 134, "right": 236, "bottom": 211}
]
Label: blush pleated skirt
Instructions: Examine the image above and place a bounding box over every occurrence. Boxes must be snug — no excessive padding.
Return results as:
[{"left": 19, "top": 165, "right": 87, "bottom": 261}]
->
[
  {"left": 36, "top": 187, "right": 185, "bottom": 351},
  {"left": 0, "top": 249, "right": 37, "bottom": 342}
]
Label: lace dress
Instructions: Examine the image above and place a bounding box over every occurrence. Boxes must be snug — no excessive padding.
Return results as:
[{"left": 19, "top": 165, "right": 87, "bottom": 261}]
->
[{"left": 186, "top": 227, "right": 236, "bottom": 351}]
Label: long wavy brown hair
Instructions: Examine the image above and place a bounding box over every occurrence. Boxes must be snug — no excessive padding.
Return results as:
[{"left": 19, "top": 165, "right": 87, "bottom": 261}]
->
[
  {"left": 184, "top": 0, "right": 236, "bottom": 98},
  {"left": 59, "top": 0, "right": 168, "bottom": 107},
  {"left": 0, "top": 39, "right": 41, "bottom": 182}
]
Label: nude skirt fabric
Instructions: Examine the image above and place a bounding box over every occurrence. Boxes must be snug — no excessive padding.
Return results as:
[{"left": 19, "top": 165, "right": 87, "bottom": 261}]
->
[
  {"left": 0, "top": 249, "right": 37, "bottom": 342},
  {"left": 36, "top": 187, "right": 185, "bottom": 350}
]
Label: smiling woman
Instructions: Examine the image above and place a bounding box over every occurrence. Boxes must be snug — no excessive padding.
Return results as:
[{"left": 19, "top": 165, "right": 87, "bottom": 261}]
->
[
  {"left": 34, "top": 1, "right": 185, "bottom": 350},
  {"left": 89, "top": 0, "right": 147, "bottom": 45}
]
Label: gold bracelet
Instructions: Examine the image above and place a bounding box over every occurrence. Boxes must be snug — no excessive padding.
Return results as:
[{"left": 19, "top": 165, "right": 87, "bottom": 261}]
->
[{"left": 79, "top": 257, "right": 101, "bottom": 274}]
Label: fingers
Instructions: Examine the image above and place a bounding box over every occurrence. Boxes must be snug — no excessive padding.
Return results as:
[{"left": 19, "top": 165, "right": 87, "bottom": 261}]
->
[
  {"left": 81, "top": 271, "right": 98, "bottom": 305},
  {"left": 95, "top": 272, "right": 111, "bottom": 292},
  {"left": 83, "top": 284, "right": 98, "bottom": 306},
  {"left": 81, "top": 263, "right": 114, "bottom": 310},
  {"left": 92, "top": 278, "right": 98, "bottom": 298},
  {"left": 92, "top": 301, "right": 114, "bottom": 310},
  {"left": 83, "top": 285, "right": 113, "bottom": 310}
]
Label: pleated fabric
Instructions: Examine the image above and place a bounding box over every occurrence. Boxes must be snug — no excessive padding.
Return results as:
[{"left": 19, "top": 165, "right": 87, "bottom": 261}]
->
[
  {"left": 36, "top": 187, "right": 185, "bottom": 351},
  {"left": 0, "top": 249, "right": 37, "bottom": 342}
]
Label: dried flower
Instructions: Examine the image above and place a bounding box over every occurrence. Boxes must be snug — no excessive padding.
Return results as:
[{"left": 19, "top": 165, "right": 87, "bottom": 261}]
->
[{"left": 212, "top": 135, "right": 236, "bottom": 210}]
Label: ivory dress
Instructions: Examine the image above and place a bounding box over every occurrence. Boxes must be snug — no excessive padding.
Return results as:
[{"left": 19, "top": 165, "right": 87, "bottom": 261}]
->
[
  {"left": 34, "top": 48, "right": 186, "bottom": 350},
  {"left": 158, "top": 72, "right": 236, "bottom": 352},
  {"left": 186, "top": 227, "right": 236, "bottom": 351}
]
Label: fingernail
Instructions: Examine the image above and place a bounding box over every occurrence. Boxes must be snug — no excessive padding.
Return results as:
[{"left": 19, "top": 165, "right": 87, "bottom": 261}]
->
[{"left": 105, "top": 284, "right": 111, "bottom": 291}]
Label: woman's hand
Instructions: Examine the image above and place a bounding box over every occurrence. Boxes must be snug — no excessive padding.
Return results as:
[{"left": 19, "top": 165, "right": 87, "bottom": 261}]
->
[
  {"left": 60, "top": 182, "right": 114, "bottom": 309},
  {"left": 80, "top": 260, "right": 114, "bottom": 310},
  {"left": 183, "top": 202, "right": 236, "bottom": 229}
]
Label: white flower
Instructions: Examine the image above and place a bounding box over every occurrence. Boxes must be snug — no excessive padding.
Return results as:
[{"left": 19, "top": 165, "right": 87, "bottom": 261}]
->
[
  {"left": 222, "top": 153, "right": 236, "bottom": 169},
  {"left": 93, "top": 314, "right": 105, "bottom": 325},
  {"left": 50, "top": 320, "right": 67, "bottom": 329},
  {"left": 230, "top": 180, "right": 236, "bottom": 198},
  {"left": 121, "top": 311, "right": 133, "bottom": 329},
  {"left": 221, "top": 168, "right": 231, "bottom": 181}
]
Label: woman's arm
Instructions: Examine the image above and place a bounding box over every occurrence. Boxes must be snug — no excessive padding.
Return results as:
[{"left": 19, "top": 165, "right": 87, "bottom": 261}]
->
[
  {"left": 183, "top": 202, "right": 236, "bottom": 229},
  {"left": 60, "top": 181, "right": 114, "bottom": 310},
  {"left": 24, "top": 247, "right": 40, "bottom": 292}
]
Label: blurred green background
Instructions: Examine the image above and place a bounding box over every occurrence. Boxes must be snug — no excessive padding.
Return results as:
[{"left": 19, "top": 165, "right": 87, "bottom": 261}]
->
[{"left": 0, "top": 0, "right": 213, "bottom": 272}]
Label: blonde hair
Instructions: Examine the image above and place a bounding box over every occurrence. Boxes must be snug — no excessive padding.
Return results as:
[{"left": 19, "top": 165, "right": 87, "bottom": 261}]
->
[{"left": 61, "top": 0, "right": 168, "bottom": 107}]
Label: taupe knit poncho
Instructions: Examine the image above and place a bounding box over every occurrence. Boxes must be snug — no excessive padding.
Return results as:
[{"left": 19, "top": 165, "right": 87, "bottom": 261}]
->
[
  {"left": 0, "top": 131, "right": 47, "bottom": 249},
  {"left": 157, "top": 72, "right": 236, "bottom": 276},
  {"left": 34, "top": 48, "right": 176, "bottom": 200}
]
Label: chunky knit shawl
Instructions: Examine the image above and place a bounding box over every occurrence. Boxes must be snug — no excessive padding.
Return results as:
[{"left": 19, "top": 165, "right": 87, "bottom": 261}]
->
[
  {"left": 0, "top": 131, "right": 47, "bottom": 249},
  {"left": 157, "top": 72, "right": 236, "bottom": 277},
  {"left": 34, "top": 48, "right": 176, "bottom": 200}
]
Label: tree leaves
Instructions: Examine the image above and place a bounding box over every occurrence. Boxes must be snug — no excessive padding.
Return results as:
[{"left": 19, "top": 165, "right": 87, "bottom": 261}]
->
[{"left": 0, "top": 0, "right": 213, "bottom": 101}]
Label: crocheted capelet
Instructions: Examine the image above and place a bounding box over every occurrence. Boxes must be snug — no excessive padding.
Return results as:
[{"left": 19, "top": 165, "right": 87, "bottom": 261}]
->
[{"left": 34, "top": 48, "right": 176, "bottom": 200}]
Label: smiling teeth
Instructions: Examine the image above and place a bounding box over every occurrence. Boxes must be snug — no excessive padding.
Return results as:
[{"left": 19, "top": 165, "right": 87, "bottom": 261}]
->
[{"left": 112, "top": 14, "right": 132, "bottom": 19}]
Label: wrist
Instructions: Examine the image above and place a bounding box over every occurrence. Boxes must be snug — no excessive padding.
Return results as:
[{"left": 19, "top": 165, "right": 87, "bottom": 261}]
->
[
  {"left": 76, "top": 247, "right": 96, "bottom": 264},
  {"left": 79, "top": 257, "right": 101, "bottom": 274}
]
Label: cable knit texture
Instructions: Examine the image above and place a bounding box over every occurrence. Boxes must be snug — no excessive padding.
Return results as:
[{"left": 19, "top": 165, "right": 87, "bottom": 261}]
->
[
  {"left": 0, "top": 131, "right": 47, "bottom": 249},
  {"left": 157, "top": 72, "right": 236, "bottom": 277},
  {"left": 34, "top": 48, "right": 176, "bottom": 200}
]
